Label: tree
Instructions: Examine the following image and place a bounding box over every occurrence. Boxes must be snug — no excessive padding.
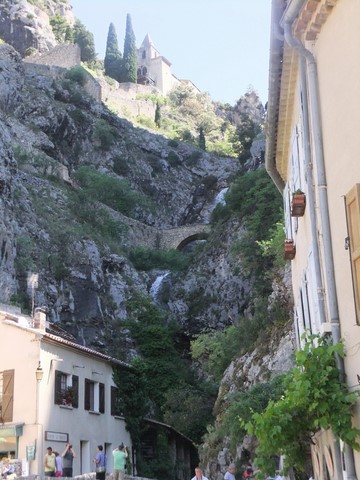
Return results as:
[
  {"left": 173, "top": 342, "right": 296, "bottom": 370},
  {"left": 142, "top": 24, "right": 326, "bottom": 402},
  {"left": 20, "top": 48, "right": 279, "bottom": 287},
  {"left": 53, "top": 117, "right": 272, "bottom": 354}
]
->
[
  {"left": 155, "top": 101, "right": 161, "bottom": 128},
  {"left": 73, "top": 20, "right": 96, "bottom": 63},
  {"left": 104, "top": 23, "right": 122, "bottom": 80},
  {"left": 119, "top": 14, "right": 137, "bottom": 83},
  {"left": 198, "top": 126, "right": 206, "bottom": 150},
  {"left": 50, "top": 15, "right": 71, "bottom": 43}
]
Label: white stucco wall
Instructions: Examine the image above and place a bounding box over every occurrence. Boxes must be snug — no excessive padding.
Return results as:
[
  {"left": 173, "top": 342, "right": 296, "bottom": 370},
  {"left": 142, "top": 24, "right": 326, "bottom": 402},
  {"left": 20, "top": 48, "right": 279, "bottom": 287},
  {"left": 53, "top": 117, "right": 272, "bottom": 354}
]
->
[
  {"left": 313, "top": 0, "right": 360, "bottom": 401},
  {"left": 0, "top": 312, "right": 131, "bottom": 477}
]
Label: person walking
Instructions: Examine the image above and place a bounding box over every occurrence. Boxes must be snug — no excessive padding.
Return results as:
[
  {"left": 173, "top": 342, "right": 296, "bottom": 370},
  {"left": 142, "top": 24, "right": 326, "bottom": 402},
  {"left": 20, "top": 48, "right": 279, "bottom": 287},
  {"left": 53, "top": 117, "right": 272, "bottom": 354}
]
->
[
  {"left": 44, "top": 446, "right": 56, "bottom": 477},
  {"left": 94, "top": 445, "right": 106, "bottom": 480},
  {"left": 112, "top": 444, "right": 128, "bottom": 480},
  {"left": 61, "top": 443, "right": 76, "bottom": 477},
  {"left": 191, "top": 467, "right": 208, "bottom": 480},
  {"left": 54, "top": 451, "right": 63, "bottom": 477}
]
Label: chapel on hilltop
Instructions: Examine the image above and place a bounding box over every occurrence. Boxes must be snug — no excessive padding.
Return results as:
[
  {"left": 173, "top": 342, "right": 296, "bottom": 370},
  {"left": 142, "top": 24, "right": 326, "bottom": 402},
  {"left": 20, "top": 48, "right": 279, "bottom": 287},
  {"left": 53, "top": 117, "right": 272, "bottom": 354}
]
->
[{"left": 137, "top": 34, "right": 199, "bottom": 95}]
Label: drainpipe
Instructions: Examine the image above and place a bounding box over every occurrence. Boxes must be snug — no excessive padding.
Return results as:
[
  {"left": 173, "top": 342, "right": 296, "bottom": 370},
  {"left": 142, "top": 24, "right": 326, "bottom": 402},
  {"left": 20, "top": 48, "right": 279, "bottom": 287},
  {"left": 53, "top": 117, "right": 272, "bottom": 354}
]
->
[
  {"left": 298, "top": 56, "right": 326, "bottom": 327},
  {"left": 281, "top": 2, "right": 357, "bottom": 478}
]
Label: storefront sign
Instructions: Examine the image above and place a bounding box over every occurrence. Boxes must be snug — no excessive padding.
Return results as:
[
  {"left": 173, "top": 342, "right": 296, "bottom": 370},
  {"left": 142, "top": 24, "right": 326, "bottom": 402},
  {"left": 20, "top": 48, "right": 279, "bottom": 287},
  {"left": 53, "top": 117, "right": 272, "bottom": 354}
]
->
[
  {"left": 0, "top": 424, "right": 23, "bottom": 437},
  {"left": 45, "top": 431, "right": 68, "bottom": 442}
]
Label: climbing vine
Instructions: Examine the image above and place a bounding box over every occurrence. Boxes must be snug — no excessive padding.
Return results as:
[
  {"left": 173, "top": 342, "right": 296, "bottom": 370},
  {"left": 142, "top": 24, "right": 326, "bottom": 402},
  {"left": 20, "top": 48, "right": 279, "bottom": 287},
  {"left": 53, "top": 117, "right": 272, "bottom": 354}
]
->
[{"left": 245, "top": 334, "right": 360, "bottom": 476}]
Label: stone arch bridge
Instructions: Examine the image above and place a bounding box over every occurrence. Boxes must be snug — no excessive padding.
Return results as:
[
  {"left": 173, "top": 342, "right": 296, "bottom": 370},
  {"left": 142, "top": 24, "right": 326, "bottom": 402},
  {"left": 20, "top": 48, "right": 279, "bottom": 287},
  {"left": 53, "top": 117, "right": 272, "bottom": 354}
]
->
[
  {"left": 160, "top": 224, "right": 211, "bottom": 250},
  {"left": 110, "top": 209, "right": 211, "bottom": 250}
]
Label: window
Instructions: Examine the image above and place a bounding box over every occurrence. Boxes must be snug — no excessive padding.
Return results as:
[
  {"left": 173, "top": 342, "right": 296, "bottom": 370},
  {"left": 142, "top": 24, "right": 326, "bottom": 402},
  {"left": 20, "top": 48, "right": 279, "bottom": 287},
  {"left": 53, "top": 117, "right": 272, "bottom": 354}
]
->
[
  {"left": 345, "top": 184, "right": 360, "bottom": 323},
  {"left": 111, "top": 386, "right": 123, "bottom": 416},
  {"left": 84, "top": 379, "right": 105, "bottom": 413},
  {"left": 0, "top": 370, "right": 14, "bottom": 422},
  {"left": 54, "top": 371, "right": 79, "bottom": 407}
]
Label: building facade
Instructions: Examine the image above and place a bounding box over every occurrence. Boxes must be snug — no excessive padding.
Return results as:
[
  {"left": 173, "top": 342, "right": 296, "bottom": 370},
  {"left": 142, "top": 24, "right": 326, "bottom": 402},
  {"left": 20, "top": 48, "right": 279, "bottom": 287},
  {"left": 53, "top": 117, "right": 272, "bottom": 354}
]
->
[
  {"left": 0, "top": 305, "right": 132, "bottom": 477},
  {"left": 136, "top": 34, "right": 179, "bottom": 95},
  {"left": 266, "top": 0, "right": 360, "bottom": 478}
]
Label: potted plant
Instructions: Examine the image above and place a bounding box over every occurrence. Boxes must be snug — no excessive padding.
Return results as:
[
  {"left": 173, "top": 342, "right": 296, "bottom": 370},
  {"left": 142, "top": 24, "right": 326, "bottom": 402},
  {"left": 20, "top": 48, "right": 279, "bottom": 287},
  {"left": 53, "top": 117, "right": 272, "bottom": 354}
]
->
[
  {"left": 62, "top": 386, "right": 74, "bottom": 406},
  {"left": 284, "top": 239, "right": 296, "bottom": 260},
  {"left": 291, "top": 189, "right": 306, "bottom": 217}
]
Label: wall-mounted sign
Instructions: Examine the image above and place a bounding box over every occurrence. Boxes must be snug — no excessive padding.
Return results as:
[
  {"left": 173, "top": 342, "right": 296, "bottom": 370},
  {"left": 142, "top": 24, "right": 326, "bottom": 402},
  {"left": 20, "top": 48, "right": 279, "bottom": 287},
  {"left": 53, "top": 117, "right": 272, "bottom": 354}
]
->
[
  {"left": 26, "top": 445, "right": 36, "bottom": 461},
  {"left": 45, "top": 431, "right": 68, "bottom": 442}
]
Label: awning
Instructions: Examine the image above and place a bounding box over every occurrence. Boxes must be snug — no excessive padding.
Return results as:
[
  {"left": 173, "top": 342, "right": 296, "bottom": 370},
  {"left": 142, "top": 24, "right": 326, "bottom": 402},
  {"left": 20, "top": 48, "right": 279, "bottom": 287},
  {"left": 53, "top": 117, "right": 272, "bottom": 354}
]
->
[{"left": 0, "top": 424, "right": 24, "bottom": 437}]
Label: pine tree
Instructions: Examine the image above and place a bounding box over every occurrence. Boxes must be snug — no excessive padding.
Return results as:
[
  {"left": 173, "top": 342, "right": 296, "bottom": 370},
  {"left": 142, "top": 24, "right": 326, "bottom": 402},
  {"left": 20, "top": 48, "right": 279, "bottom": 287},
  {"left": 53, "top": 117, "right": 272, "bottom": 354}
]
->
[
  {"left": 119, "top": 14, "right": 137, "bottom": 83},
  {"left": 104, "top": 23, "right": 122, "bottom": 81},
  {"left": 74, "top": 20, "right": 96, "bottom": 64}
]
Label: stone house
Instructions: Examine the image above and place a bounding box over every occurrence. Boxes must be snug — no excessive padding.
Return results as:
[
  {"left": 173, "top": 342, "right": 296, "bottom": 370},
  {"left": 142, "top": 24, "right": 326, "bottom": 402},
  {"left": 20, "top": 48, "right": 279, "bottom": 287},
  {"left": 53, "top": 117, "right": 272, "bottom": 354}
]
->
[
  {"left": 266, "top": 0, "right": 360, "bottom": 478},
  {"left": 0, "top": 304, "right": 132, "bottom": 477}
]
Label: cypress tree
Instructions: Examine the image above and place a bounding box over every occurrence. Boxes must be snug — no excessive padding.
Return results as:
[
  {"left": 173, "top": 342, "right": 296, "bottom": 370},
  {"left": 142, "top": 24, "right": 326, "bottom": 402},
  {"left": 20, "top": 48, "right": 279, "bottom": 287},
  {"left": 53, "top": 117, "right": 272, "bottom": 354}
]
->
[
  {"left": 119, "top": 14, "right": 137, "bottom": 83},
  {"left": 199, "top": 126, "right": 206, "bottom": 150},
  {"left": 155, "top": 101, "right": 161, "bottom": 128},
  {"left": 104, "top": 23, "right": 122, "bottom": 81}
]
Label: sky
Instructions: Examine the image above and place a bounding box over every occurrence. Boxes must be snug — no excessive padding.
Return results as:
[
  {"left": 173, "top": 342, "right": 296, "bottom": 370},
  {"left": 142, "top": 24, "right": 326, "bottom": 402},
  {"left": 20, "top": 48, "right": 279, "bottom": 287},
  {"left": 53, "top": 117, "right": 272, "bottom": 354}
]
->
[{"left": 70, "top": 1, "right": 271, "bottom": 106}]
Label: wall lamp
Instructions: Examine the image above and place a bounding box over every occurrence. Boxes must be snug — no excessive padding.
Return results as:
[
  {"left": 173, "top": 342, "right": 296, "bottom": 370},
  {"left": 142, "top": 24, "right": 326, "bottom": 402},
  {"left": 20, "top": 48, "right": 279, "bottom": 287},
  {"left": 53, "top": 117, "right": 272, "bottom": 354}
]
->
[
  {"left": 73, "top": 365, "right": 85, "bottom": 369},
  {"left": 92, "top": 371, "right": 103, "bottom": 375},
  {"left": 35, "top": 361, "right": 44, "bottom": 382}
]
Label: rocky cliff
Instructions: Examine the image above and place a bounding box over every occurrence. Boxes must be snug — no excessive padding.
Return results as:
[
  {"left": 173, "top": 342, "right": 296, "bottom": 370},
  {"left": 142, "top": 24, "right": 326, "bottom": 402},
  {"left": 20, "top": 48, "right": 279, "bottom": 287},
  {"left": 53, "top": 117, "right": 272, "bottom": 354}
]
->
[
  {"left": 0, "top": 0, "right": 74, "bottom": 56},
  {"left": 0, "top": 2, "right": 295, "bottom": 474}
]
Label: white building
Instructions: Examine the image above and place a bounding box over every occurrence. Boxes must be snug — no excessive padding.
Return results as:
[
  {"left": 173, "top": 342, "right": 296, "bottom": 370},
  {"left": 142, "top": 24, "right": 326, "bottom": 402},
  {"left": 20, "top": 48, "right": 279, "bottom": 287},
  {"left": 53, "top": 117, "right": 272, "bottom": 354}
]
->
[{"left": 0, "top": 305, "right": 131, "bottom": 476}]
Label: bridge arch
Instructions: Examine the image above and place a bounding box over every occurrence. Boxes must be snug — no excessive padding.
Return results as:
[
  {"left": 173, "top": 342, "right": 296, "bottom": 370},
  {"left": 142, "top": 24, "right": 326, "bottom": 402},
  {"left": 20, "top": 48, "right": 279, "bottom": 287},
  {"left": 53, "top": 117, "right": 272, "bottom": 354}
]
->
[
  {"left": 161, "top": 224, "right": 211, "bottom": 250},
  {"left": 176, "top": 232, "right": 209, "bottom": 250}
]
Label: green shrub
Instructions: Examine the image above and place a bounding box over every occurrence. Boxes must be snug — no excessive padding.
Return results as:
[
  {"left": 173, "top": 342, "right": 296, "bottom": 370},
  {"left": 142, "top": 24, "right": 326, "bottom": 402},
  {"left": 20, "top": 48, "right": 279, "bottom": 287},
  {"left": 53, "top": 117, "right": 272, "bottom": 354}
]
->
[
  {"left": 202, "top": 174, "right": 218, "bottom": 190},
  {"left": 73, "top": 166, "right": 149, "bottom": 216},
  {"left": 65, "top": 66, "right": 87, "bottom": 86},
  {"left": 24, "top": 47, "right": 37, "bottom": 57},
  {"left": 129, "top": 247, "right": 190, "bottom": 272},
  {"left": 69, "top": 108, "right": 86, "bottom": 124},
  {"left": 148, "top": 155, "right": 163, "bottom": 174},
  {"left": 136, "top": 115, "right": 156, "bottom": 129},
  {"left": 185, "top": 151, "right": 202, "bottom": 166},
  {"left": 92, "top": 119, "right": 119, "bottom": 150},
  {"left": 167, "top": 139, "right": 179, "bottom": 148},
  {"left": 112, "top": 155, "right": 130, "bottom": 176},
  {"left": 167, "top": 151, "right": 181, "bottom": 167},
  {"left": 247, "top": 335, "right": 360, "bottom": 475}
]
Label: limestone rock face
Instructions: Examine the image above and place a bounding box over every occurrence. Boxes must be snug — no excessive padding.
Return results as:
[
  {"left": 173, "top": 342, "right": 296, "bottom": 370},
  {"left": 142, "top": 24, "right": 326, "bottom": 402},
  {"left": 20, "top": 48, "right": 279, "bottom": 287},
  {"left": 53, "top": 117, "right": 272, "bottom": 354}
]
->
[
  {"left": 201, "top": 324, "right": 296, "bottom": 480},
  {"left": 0, "top": 44, "right": 242, "bottom": 357},
  {"left": 0, "top": 0, "right": 75, "bottom": 56}
]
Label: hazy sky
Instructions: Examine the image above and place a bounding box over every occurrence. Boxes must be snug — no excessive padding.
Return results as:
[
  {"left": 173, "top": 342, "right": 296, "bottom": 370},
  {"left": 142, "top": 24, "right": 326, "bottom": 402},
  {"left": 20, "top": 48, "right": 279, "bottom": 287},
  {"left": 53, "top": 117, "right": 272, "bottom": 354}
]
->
[{"left": 70, "top": 1, "right": 271, "bottom": 106}]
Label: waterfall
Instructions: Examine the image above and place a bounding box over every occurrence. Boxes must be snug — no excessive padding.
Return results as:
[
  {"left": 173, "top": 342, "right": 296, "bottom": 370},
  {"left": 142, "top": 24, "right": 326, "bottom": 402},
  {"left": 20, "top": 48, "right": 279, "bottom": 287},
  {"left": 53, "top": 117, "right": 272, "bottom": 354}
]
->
[
  {"left": 214, "top": 187, "right": 228, "bottom": 207},
  {"left": 150, "top": 272, "right": 170, "bottom": 303}
]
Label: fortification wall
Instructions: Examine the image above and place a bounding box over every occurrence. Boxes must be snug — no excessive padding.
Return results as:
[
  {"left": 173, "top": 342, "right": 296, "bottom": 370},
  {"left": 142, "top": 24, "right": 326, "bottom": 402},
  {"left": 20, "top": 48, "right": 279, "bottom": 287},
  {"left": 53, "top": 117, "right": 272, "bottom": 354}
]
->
[
  {"left": 23, "top": 43, "right": 101, "bottom": 103},
  {"left": 25, "top": 43, "right": 81, "bottom": 68},
  {"left": 100, "top": 80, "right": 160, "bottom": 119}
]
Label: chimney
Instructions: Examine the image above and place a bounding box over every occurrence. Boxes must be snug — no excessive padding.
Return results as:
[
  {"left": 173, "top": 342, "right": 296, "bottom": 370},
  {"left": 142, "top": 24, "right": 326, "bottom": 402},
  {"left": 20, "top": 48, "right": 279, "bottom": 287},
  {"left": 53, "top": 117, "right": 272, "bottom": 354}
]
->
[{"left": 33, "top": 307, "right": 47, "bottom": 331}]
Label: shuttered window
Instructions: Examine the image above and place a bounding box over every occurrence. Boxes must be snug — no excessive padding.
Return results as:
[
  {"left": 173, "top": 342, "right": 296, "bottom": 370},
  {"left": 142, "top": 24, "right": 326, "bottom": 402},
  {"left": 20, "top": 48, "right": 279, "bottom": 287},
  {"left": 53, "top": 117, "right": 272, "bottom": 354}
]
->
[
  {"left": 54, "top": 370, "right": 78, "bottom": 407},
  {"left": 346, "top": 184, "right": 360, "bottom": 323},
  {"left": 99, "top": 383, "right": 105, "bottom": 413},
  {"left": 1, "top": 370, "right": 14, "bottom": 422},
  {"left": 84, "top": 379, "right": 92, "bottom": 411}
]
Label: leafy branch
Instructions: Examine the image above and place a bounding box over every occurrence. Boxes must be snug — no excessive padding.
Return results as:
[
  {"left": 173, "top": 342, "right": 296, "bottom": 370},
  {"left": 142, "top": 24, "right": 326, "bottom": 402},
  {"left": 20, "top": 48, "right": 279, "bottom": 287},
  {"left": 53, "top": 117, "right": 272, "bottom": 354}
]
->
[{"left": 245, "top": 334, "right": 360, "bottom": 476}]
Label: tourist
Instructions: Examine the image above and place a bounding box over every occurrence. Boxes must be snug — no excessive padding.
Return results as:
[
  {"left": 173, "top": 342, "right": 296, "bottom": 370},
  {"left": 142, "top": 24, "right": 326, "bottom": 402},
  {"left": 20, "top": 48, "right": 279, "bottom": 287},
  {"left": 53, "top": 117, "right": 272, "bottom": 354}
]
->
[
  {"left": 61, "top": 443, "right": 76, "bottom": 477},
  {"left": 191, "top": 467, "right": 208, "bottom": 480},
  {"left": 112, "top": 443, "right": 128, "bottom": 480},
  {"left": 44, "top": 446, "right": 56, "bottom": 477},
  {"left": 94, "top": 445, "right": 106, "bottom": 480}
]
